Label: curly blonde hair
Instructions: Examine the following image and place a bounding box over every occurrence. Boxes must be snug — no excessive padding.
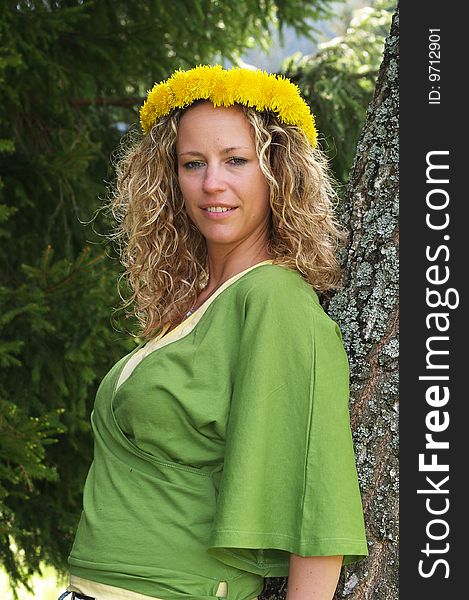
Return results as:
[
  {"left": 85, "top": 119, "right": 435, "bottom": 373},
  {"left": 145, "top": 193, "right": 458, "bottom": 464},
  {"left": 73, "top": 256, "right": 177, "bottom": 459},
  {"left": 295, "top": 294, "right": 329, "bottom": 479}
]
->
[{"left": 109, "top": 102, "right": 347, "bottom": 340}]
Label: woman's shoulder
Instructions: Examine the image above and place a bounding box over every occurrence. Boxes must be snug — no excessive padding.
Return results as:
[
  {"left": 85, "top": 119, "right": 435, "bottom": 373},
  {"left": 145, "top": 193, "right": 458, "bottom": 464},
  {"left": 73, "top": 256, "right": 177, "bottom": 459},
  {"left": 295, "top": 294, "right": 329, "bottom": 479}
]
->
[
  {"left": 232, "top": 262, "right": 346, "bottom": 351},
  {"left": 236, "top": 262, "right": 319, "bottom": 307},
  {"left": 235, "top": 263, "right": 338, "bottom": 328}
]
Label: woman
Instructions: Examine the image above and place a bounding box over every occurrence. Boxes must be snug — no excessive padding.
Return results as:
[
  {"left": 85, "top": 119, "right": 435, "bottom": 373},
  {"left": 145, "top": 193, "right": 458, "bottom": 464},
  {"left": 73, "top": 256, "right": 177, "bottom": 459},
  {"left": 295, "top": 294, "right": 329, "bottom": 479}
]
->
[{"left": 61, "top": 66, "right": 368, "bottom": 600}]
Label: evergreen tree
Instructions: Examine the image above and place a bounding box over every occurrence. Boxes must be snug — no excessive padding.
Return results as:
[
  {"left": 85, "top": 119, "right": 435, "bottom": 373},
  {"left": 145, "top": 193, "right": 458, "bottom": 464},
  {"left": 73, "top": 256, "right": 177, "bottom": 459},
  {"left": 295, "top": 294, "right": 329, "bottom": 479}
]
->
[{"left": 284, "top": 0, "right": 394, "bottom": 186}]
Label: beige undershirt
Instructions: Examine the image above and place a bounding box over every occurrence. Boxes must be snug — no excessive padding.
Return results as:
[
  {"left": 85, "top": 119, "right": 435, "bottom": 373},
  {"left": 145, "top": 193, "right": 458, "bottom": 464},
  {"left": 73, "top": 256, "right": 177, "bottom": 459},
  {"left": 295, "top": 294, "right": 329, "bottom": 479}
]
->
[{"left": 69, "top": 575, "right": 259, "bottom": 599}]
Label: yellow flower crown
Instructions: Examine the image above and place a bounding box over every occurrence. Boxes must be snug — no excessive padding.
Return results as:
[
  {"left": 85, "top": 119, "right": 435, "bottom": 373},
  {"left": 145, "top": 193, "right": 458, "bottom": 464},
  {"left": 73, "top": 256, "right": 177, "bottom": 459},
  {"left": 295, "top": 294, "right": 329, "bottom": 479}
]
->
[{"left": 140, "top": 65, "right": 318, "bottom": 147}]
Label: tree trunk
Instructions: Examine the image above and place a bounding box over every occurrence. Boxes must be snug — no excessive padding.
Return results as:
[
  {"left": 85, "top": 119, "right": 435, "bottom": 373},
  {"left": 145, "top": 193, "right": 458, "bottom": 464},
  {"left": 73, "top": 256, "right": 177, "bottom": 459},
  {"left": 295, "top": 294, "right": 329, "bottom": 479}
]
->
[
  {"left": 328, "top": 8, "right": 399, "bottom": 600},
  {"left": 261, "top": 7, "right": 399, "bottom": 600}
]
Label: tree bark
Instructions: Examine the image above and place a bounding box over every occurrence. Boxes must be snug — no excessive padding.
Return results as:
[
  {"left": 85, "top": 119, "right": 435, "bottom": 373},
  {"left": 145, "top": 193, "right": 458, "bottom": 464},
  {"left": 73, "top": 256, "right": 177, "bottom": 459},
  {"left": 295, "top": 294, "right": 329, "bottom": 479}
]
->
[
  {"left": 328, "top": 8, "right": 399, "bottom": 600},
  {"left": 261, "top": 7, "right": 399, "bottom": 600}
]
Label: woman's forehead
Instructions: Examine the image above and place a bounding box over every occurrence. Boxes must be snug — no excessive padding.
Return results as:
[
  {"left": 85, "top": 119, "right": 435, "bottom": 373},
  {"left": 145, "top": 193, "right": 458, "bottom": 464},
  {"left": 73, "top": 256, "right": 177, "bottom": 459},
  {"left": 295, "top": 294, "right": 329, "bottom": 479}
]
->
[
  {"left": 180, "top": 101, "right": 247, "bottom": 125},
  {"left": 177, "top": 103, "right": 254, "bottom": 149}
]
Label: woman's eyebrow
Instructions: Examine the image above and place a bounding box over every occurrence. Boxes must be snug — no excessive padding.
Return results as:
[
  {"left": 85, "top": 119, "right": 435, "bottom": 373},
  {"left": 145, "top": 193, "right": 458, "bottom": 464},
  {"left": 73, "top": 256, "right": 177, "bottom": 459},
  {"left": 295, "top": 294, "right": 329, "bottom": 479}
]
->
[
  {"left": 221, "top": 146, "right": 250, "bottom": 153},
  {"left": 178, "top": 146, "right": 250, "bottom": 157}
]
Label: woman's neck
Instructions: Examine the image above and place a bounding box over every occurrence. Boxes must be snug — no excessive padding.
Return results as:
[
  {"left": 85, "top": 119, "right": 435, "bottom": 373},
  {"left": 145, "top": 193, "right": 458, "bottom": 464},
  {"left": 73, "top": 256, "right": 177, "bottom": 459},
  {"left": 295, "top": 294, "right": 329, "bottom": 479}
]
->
[{"left": 205, "top": 244, "right": 272, "bottom": 293}]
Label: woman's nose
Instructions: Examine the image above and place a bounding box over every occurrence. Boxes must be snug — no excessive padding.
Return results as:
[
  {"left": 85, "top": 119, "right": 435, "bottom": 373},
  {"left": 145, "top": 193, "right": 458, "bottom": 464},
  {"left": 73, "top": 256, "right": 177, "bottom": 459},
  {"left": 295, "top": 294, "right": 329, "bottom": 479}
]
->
[{"left": 202, "top": 164, "right": 226, "bottom": 193}]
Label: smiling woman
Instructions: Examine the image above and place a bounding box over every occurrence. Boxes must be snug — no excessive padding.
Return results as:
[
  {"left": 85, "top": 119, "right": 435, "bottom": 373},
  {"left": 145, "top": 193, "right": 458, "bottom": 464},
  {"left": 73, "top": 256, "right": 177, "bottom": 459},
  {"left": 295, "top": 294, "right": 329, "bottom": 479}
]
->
[{"left": 60, "top": 66, "right": 368, "bottom": 600}]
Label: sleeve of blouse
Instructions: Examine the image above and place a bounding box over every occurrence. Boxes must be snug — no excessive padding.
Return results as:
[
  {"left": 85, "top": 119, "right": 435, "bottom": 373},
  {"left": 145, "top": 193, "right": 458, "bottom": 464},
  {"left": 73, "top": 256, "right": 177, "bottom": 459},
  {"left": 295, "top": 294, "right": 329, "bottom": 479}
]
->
[{"left": 207, "top": 273, "right": 368, "bottom": 576}]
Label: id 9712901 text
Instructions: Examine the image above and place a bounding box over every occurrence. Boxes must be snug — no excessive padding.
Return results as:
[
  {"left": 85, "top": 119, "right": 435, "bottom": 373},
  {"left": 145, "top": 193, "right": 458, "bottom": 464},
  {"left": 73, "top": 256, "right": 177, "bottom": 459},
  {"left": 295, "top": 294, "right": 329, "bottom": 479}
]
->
[{"left": 428, "top": 29, "right": 441, "bottom": 105}]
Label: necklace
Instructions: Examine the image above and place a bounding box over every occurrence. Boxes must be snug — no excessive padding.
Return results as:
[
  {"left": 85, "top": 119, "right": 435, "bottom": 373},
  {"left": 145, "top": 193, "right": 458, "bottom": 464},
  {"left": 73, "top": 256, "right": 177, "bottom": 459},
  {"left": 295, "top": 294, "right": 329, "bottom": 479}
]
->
[
  {"left": 184, "top": 297, "right": 199, "bottom": 318},
  {"left": 184, "top": 285, "right": 218, "bottom": 318}
]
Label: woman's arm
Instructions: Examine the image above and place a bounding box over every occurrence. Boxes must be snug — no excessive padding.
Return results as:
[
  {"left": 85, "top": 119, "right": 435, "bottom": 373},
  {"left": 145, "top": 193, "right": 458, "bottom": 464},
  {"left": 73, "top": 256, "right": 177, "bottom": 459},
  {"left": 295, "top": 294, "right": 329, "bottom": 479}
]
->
[{"left": 286, "top": 553, "right": 343, "bottom": 600}]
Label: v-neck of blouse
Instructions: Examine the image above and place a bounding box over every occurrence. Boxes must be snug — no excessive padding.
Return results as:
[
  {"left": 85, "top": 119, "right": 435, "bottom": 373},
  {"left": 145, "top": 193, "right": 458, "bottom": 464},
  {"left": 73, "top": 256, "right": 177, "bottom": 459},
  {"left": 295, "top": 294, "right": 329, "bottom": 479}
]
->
[{"left": 115, "top": 260, "right": 274, "bottom": 391}]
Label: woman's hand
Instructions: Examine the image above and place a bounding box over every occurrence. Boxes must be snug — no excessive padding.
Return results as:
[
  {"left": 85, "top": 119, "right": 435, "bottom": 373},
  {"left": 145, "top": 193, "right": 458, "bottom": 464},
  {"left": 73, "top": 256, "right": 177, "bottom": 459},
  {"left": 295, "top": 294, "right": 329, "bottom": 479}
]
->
[{"left": 286, "top": 553, "right": 343, "bottom": 600}]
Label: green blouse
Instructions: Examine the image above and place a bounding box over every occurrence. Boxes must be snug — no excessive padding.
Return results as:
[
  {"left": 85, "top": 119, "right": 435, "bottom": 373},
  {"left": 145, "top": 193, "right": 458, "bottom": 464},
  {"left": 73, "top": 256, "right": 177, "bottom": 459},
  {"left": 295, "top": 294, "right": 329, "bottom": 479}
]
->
[{"left": 68, "top": 262, "right": 368, "bottom": 600}]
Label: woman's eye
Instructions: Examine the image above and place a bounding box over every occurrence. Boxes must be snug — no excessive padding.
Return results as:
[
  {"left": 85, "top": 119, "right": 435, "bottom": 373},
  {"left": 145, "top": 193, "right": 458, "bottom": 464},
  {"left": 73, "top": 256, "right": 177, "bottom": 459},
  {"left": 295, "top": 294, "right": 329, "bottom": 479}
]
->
[
  {"left": 183, "top": 161, "right": 205, "bottom": 169},
  {"left": 228, "top": 157, "right": 247, "bottom": 166}
]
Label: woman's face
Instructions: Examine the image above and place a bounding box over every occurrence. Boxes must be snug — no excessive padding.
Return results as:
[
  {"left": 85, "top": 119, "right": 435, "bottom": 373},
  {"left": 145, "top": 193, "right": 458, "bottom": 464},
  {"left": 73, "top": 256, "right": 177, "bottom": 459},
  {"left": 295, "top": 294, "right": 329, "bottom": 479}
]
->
[{"left": 176, "top": 102, "right": 271, "bottom": 254}]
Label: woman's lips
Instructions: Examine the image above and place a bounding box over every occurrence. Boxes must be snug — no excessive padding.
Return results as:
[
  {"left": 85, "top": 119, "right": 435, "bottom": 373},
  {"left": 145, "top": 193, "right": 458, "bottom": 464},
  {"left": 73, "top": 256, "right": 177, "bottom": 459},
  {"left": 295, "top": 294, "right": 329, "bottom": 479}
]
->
[{"left": 200, "top": 207, "right": 237, "bottom": 219}]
